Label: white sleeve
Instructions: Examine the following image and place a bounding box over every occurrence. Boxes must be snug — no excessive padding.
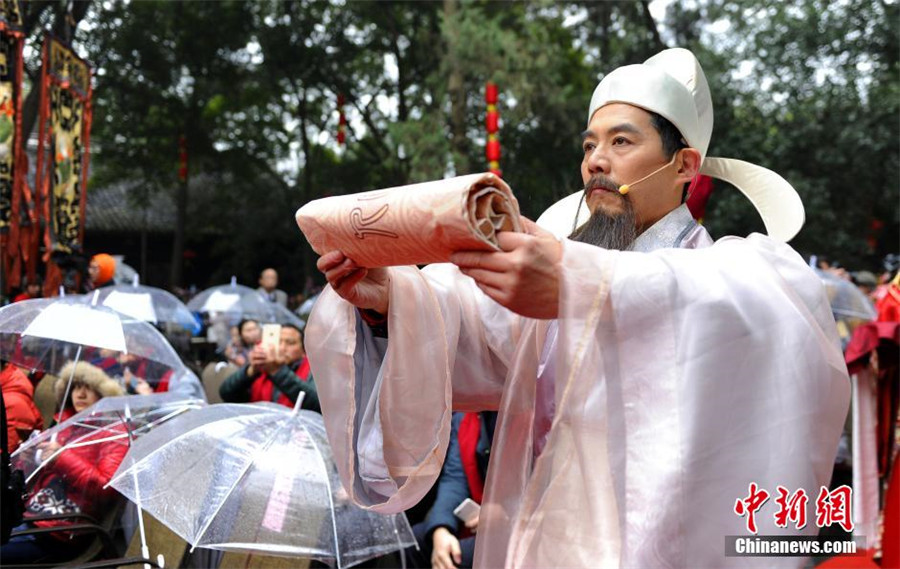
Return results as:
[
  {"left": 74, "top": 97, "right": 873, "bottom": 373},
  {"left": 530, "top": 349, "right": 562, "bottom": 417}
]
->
[{"left": 306, "top": 263, "right": 521, "bottom": 512}]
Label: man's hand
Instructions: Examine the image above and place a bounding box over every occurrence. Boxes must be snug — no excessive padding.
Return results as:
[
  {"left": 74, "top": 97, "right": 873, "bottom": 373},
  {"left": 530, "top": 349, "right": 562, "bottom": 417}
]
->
[
  {"left": 451, "top": 218, "right": 562, "bottom": 319},
  {"left": 247, "top": 345, "right": 268, "bottom": 377},
  {"left": 246, "top": 344, "right": 285, "bottom": 376},
  {"left": 431, "top": 527, "right": 462, "bottom": 569},
  {"left": 316, "top": 251, "right": 390, "bottom": 315},
  {"left": 463, "top": 514, "right": 479, "bottom": 533}
]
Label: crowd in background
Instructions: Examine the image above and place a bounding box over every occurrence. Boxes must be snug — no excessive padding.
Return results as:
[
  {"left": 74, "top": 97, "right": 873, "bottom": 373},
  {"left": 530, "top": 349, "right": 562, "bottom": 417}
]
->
[{"left": 1, "top": 249, "right": 899, "bottom": 568}]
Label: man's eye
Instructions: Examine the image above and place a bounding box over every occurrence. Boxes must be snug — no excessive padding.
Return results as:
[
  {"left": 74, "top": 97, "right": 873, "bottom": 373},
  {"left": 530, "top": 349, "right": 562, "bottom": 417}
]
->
[
  {"left": 612, "top": 136, "right": 629, "bottom": 145},
  {"left": 582, "top": 142, "right": 595, "bottom": 153}
]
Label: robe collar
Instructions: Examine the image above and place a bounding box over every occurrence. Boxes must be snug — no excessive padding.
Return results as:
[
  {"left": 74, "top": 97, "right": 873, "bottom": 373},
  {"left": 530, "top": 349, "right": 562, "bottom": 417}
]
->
[{"left": 629, "top": 203, "right": 699, "bottom": 252}]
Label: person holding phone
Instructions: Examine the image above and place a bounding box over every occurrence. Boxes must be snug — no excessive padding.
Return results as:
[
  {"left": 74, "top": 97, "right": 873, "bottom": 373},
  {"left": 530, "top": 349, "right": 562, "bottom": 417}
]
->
[
  {"left": 405, "top": 411, "right": 496, "bottom": 569},
  {"left": 219, "top": 324, "right": 320, "bottom": 412}
]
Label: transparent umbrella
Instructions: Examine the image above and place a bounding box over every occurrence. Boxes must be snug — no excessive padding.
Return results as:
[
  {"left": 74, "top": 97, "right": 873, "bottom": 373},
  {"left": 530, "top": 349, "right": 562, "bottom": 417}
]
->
[
  {"left": 271, "top": 302, "right": 306, "bottom": 330},
  {"left": 86, "top": 277, "right": 202, "bottom": 335},
  {"left": 107, "top": 402, "right": 415, "bottom": 568},
  {"left": 11, "top": 393, "right": 204, "bottom": 568},
  {"left": 113, "top": 258, "right": 140, "bottom": 286},
  {"left": 186, "top": 278, "right": 279, "bottom": 325},
  {"left": 0, "top": 295, "right": 199, "bottom": 414},
  {"left": 816, "top": 269, "right": 877, "bottom": 321},
  {"left": 187, "top": 278, "right": 305, "bottom": 346},
  {"left": 13, "top": 392, "right": 204, "bottom": 485}
]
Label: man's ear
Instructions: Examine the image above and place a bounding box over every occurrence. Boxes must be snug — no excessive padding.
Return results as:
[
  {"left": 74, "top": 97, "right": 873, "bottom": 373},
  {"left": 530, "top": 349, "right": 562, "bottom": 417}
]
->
[{"left": 675, "top": 148, "right": 702, "bottom": 185}]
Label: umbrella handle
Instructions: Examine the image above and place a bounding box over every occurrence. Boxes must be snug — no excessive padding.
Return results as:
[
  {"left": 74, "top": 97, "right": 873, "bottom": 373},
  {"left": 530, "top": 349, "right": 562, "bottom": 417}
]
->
[
  {"left": 57, "top": 345, "right": 83, "bottom": 423},
  {"left": 291, "top": 392, "right": 306, "bottom": 416}
]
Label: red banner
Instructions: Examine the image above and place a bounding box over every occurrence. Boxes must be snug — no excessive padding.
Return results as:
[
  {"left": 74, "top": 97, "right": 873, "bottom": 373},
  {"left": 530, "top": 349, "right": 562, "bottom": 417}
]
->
[
  {"left": 0, "top": 0, "right": 23, "bottom": 293},
  {"left": 35, "top": 35, "right": 93, "bottom": 294}
]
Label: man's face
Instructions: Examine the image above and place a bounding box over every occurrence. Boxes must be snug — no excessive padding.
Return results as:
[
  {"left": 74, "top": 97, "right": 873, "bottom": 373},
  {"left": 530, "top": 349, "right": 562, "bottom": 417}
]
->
[
  {"left": 580, "top": 103, "right": 683, "bottom": 231},
  {"left": 88, "top": 260, "right": 100, "bottom": 283},
  {"left": 279, "top": 327, "right": 304, "bottom": 364},
  {"left": 259, "top": 269, "right": 278, "bottom": 291}
]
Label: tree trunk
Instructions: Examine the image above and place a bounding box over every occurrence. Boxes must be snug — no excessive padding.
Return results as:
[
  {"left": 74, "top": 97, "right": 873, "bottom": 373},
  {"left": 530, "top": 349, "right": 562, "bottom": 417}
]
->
[
  {"left": 297, "top": 88, "right": 316, "bottom": 286},
  {"left": 170, "top": 134, "right": 187, "bottom": 288},
  {"left": 444, "top": 0, "right": 469, "bottom": 174}
]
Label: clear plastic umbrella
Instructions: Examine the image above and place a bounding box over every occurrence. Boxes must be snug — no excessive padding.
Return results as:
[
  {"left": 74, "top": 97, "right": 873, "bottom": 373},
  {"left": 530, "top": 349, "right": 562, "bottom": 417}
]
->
[
  {"left": 816, "top": 269, "right": 877, "bottom": 321},
  {"left": 271, "top": 301, "right": 306, "bottom": 330},
  {"left": 87, "top": 277, "right": 202, "bottom": 335},
  {"left": 187, "top": 278, "right": 305, "bottom": 347},
  {"left": 186, "top": 278, "right": 280, "bottom": 325},
  {"left": 107, "top": 402, "right": 415, "bottom": 568},
  {"left": 0, "top": 295, "right": 199, "bottom": 414},
  {"left": 12, "top": 393, "right": 204, "bottom": 568},
  {"left": 12, "top": 392, "right": 204, "bottom": 485},
  {"left": 113, "top": 257, "right": 140, "bottom": 286}
]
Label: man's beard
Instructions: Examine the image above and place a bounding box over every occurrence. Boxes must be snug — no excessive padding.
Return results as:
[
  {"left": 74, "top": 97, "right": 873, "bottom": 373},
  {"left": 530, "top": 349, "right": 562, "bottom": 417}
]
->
[{"left": 569, "top": 176, "right": 637, "bottom": 250}]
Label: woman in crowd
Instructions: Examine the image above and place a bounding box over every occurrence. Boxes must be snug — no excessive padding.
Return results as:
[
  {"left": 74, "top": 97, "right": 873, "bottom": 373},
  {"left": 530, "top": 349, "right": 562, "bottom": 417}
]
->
[
  {"left": 223, "top": 318, "right": 261, "bottom": 367},
  {"left": 0, "top": 362, "right": 127, "bottom": 563}
]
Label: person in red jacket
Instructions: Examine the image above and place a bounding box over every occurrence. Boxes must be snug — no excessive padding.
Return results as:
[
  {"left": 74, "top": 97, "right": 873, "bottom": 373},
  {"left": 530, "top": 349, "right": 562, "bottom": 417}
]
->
[
  {"left": 11, "top": 276, "right": 42, "bottom": 303},
  {"left": 1, "top": 361, "right": 126, "bottom": 564},
  {"left": 219, "top": 324, "right": 320, "bottom": 412},
  {"left": 0, "top": 361, "right": 43, "bottom": 453}
]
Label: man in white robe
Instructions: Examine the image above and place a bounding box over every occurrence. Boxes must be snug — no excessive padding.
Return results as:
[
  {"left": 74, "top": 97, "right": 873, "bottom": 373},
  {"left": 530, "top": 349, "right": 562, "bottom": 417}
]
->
[{"left": 305, "top": 48, "right": 850, "bottom": 568}]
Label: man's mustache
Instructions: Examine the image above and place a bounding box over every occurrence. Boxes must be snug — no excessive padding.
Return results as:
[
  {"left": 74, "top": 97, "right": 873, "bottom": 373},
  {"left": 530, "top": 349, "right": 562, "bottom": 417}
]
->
[{"left": 584, "top": 174, "right": 621, "bottom": 194}]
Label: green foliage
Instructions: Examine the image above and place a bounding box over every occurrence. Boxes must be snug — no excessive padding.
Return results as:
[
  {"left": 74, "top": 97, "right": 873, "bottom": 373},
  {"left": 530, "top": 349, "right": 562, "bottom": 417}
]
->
[
  {"left": 698, "top": 0, "right": 899, "bottom": 267},
  {"left": 78, "top": 0, "right": 897, "bottom": 289}
]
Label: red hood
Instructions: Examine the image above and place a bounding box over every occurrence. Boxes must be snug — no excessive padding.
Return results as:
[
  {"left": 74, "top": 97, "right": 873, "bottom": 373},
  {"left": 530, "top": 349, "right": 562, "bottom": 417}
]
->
[{"left": 0, "top": 364, "right": 34, "bottom": 398}]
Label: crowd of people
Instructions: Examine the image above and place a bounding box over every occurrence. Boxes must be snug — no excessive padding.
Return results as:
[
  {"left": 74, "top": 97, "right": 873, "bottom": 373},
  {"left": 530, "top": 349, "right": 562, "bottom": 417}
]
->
[{"left": 0, "top": 260, "right": 328, "bottom": 564}]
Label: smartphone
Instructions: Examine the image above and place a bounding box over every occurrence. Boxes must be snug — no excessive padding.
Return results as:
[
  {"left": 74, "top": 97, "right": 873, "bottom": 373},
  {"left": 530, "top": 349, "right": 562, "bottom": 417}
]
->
[
  {"left": 261, "top": 324, "right": 282, "bottom": 358},
  {"left": 453, "top": 498, "right": 481, "bottom": 524}
]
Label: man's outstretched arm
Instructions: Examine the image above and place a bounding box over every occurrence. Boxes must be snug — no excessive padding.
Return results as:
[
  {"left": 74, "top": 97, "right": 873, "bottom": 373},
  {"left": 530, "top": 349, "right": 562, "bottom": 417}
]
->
[{"left": 450, "top": 218, "right": 562, "bottom": 320}]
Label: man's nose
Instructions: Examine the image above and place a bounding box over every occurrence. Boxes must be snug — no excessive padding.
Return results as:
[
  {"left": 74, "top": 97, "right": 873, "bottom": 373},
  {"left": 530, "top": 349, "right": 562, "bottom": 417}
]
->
[{"left": 585, "top": 146, "right": 611, "bottom": 175}]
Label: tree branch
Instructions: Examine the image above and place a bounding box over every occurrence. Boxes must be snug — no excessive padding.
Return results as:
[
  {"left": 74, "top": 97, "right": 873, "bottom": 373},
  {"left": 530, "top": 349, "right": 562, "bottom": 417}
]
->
[{"left": 640, "top": 0, "right": 666, "bottom": 50}]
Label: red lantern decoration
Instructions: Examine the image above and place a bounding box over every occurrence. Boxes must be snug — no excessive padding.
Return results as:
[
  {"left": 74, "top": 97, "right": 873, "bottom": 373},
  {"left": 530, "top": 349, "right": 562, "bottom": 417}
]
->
[
  {"left": 485, "top": 82, "right": 498, "bottom": 105},
  {"left": 337, "top": 93, "right": 346, "bottom": 146},
  {"left": 178, "top": 136, "right": 187, "bottom": 182},
  {"left": 486, "top": 138, "right": 501, "bottom": 162},
  {"left": 486, "top": 110, "right": 499, "bottom": 133},
  {"left": 485, "top": 82, "right": 501, "bottom": 177}
]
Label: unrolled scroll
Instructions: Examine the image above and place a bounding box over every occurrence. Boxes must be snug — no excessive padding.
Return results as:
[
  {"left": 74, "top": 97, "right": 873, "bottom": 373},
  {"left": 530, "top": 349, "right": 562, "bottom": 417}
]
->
[{"left": 295, "top": 173, "right": 522, "bottom": 268}]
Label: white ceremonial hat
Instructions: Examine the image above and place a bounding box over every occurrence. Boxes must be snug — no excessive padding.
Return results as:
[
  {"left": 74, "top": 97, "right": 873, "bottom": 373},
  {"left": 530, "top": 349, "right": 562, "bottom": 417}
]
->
[{"left": 537, "top": 48, "right": 805, "bottom": 242}]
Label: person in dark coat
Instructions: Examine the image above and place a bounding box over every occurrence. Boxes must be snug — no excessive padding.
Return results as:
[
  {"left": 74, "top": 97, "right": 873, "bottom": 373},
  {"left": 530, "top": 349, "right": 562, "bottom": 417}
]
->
[
  {"left": 406, "top": 411, "right": 496, "bottom": 569},
  {"left": 220, "top": 324, "right": 320, "bottom": 412}
]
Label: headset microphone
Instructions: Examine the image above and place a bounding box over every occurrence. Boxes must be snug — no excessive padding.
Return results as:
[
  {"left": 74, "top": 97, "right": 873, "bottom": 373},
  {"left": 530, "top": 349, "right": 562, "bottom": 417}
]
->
[{"left": 617, "top": 152, "right": 679, "bottom": 195}]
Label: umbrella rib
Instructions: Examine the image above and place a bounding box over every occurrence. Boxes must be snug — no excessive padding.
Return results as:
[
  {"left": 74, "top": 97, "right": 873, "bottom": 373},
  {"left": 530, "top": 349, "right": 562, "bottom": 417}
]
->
[
  {"left": 24, "top": 431, "right": 129, "bottom": 485},
  {"left": 106, "top": 415, "right": 238, "bottom": 488},
  {"left": 304, "top": 425, "right": 342, "bottom": 569},
  {"left": 127, "top": 407, "right": 194, "bottom": 438},
  {"left": 191, "top": 415, "right": 291, "bottom": 550}
]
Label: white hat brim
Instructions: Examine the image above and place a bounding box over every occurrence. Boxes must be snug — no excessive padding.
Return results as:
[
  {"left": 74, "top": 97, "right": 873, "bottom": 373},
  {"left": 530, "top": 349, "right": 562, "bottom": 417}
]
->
[
  {"left": 535, "top": 157, "right": 805, "bottom": 242},
  {"left": 699, "top": 157, "right": 804, "bottom": 242}
]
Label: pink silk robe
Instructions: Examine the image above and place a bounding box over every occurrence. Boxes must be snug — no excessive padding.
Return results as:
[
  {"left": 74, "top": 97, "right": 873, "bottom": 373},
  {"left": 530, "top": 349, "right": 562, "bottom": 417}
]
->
[{"left": 306, "top": 211, "right": 850, "bottom": 568}]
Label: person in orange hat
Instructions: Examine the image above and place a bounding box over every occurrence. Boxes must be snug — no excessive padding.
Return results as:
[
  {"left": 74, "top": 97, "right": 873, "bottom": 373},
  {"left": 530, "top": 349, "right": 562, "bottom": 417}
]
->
[{"left": 88, "top": 254, "right": 116, "bottom": 289}]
